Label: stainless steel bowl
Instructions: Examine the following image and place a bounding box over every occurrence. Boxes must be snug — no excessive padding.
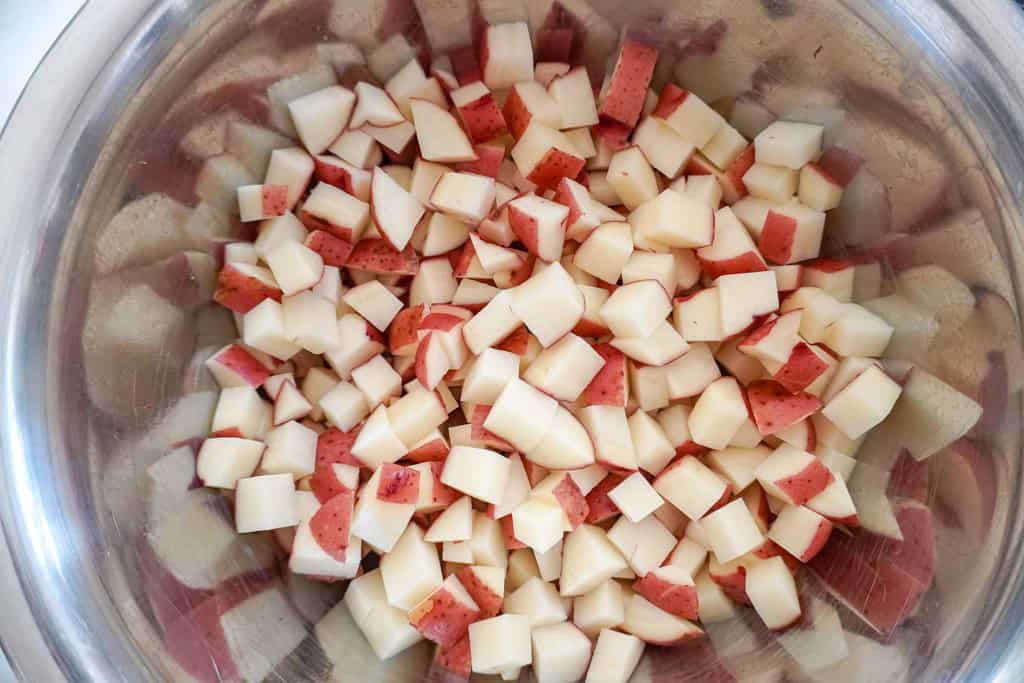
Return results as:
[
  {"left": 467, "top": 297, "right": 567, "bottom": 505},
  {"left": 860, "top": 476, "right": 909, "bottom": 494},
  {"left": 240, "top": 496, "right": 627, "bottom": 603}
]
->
[{"left": 2, "top": 0, "right": 1024, "bottom": 680}]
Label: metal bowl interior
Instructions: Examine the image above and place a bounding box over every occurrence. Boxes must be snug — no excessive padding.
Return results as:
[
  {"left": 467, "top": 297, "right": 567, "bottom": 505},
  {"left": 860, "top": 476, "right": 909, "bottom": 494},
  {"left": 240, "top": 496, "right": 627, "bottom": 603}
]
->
[{"left": 1, "top": 0, "right": 1024, "bottom": 680}]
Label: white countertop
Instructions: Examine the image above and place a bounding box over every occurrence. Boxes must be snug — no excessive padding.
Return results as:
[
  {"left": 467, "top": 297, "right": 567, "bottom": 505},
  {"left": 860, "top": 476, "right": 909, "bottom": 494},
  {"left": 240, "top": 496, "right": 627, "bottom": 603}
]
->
[{"left": 0, "top": 5, "right": 87, "bottom": 679}]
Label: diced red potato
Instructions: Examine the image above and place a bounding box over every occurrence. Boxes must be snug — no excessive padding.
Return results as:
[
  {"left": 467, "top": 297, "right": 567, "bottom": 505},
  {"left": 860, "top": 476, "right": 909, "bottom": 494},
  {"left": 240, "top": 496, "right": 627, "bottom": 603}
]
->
[
  {"left": 480, "top": 21, "right": 534, "bottom": 90},
  {"left": 510, "top": 122, "right": 586, "bottom": 190},
  {"left": 809, "top": 500, "right": 935, "bottom": 635},
  {"left": 578, "top": 405, "right": 638, "bottom": 473},
  {"left": 758, "top": 202, "right": 827, "bottom": 266},
  {"left": 632, "top": 116, "right": 695, "bottom": 179},
  {"left": 605, "top": 146, "right": 659, "bottom": 211},
  {"left": 409, "top": 574, "right": 482, "bottom": 646},
  {"left": 654, "top": 84, "right": 724, "bottom": 148},
  {"left": 767, "top": 504, "right": 833, "bottom": 562},
  {"left": 653, "top": 455, "right": 731, "bottom": 521},
  {"left": 586, "top": 629, "right": 645, "bottom": 683},
  {"left": 507, "top": 194, "right": 569, "bottom": 262},
  {"left": 688, "top": 376, "right": 749, "bottom": 450},
  {"left": 717, "top": 270, "right": 780, "bottom": 337},
  {"left": 622, "top": 591, "right": 704, "bottom": 646},
  {"left": 451, "top": 81, "right": 508, "bottom": 143},
  {"left": 314, "top": 152, "right": 373, "bottom": 201},
  {"left": 739, "top": 311, "right": 801, "bottom": 365},
  {"left": 185, "top": 38, "right": 965, "bottom": 680},
  {"left": 755, "top": 444, "right": 834, "bottom": 506},
  {"left": 763, "top": 341, "right": 833, "bottom": 394},
  {"left": 632, "top": 188, "right": 714, "bottom": 250},
  {"left": 746, "top": 555, "right": 802, "bottom": 630},
  {"left": 754, "top": 120, "right": 824, "bottom": 170},
  {"left": 697, "top": 206, "right": 767, "bottom": 279},
  {"left": 504, "top": 81, "right": 561, "bottom": 140},
  {"left": 599, "top": 39, "right": 659, "bottom": 128},
  {"left": 747, "top": 380, "right": 823, "bottom": 436}
]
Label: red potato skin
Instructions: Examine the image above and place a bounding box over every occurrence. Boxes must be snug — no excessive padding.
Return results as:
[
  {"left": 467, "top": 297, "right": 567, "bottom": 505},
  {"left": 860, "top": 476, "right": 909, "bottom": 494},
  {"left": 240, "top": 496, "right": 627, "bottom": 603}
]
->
[
  {"left": 502, "top": 252, "right": 536, "bottom": 287},
  {"left": 759, "top": 211, "right": 797, "bottom": 265},
  {"left": 457, "top": 567, "right": 504, "bottom": 617},
  {"left": 313, "top": 156, "right": 363, "bottom": 196},
  {"left": 698, "top": 251, "right": 767, "bottom": 279},
  {"left": 429, "top": 304, "right": 473, "bottom": 320},
  {"left": 652, "top": 83, "right": 688, "bottom": 120},
  {"left": 409, "top": 587, "right": 482, "bottom": 645},
  {"left": 553, "top": 178, "right": 586, "bottom": 230},
  {"left": 707, "top": 485, "right": 734, "bottom": 514},
  {"left": 508, "top": 204, "right": 544, "bottom": 257},
  {"left": 212, "top": 345, "right": 270, "bottom": 387},
  {"left": 585, "top": 474, "right": 625, "bottom": 523},
  {"left": 298, "top": 208, "right": 358, "bottom": 243},
  {"left": 471, "top": 405, "right": 515, "bottom": 451},
  {"left": 261, "top": 184, "right": 289, "bottom": 216},
  {"left": 738, "top": 314, "right": 783, "bottom": 351},
  {"left": 429, "top": 461, "right": 462, "bottom": 506},
  {"left": 524, "top": 461, "right": 550, "bottom": 487},
  {"left": 782, "top": 418, "right": 817, "bottom": 453},
  {"left": 747, "top": 380, "right": 823, "bottom": 435},
  {"left": 377, "top": 463, "right": 421, "bottom": 504},
  {"left": 742, "top": 486, "right": 774, "bottom": 532},
  {"left": 317, "top": 427, "right": 363, "bottom": 469},
  {"left": 536, "top": 27, "right": 574, "bottom": 63},
  {"left": 709, "top": 564, "right": 750, "bottom": 605},
  {"left": 573, "top": 316, "right": 610, "bottom": 338},
  {"left": 161, "top": 598, "right": 240, "bottom": 683},
  {"left": 420, "top": 312, "right": 465, "bottom": 332},
  {"left": 311, "top": 463, "right": 352, "bottom": 503},
  {"left": 432, "top": 632, "right": 472, "bottom": 680},
  {"left": 452, "top": 46, "right": 482, "bottom": 86},
  {"left": 675, "top": 440, "right": 707, "bottom": 457},
  {"left": 493, "top": 325, "right": 531, "bottom": 355},
  {"left": 752, "top": 539, "right": 801, "bottom": 570},
  {"left": 416, "top": 332, "right": 445, "bottom": 389},
  {"left": 389, "top": 304, "right": 428, "bottom": 355},
  {"left": 456, "top": 143, "right": 504, "bottom": 178},
  {"left": 774, "top": 459, "right": 835, "bottom": 507},
  {"left": 347, "top": 238, "right": 420, "bottom": 275},
  {"left": 809, "top": 501, "right": 933, "bottom": 635},
  {"left": 803, "top": 258, "right": 854, "bottom": 274},
  {"left": 526, "top": 147, "right": 586, "bottom": 191},
  {"left": 501, "top": 514, "right": 528, "bottom": 550},
  {"left": 305, "top": 230, "right": 354, "bottom": 267},
  {"left": 815, "top": 146, "right": 864, "bottom": 187},
  {"left": 799, "top": 517, "right": 834, "bottom": 562},
  {"left": 404, "top": 437, "right": 450, "bottom": 463},
  {"left": 502, "top": 85, "right": 535, "bottom": 141},
  {"left": 591, "top": 119, "right": 632, "bottom": 151},
  {"left": 364, "top": 320, "right": 386, "bottom": 346},
  {"left": 451, "top": 241, "right": 478, "bottom": 278},
  {"left": 213, "top": 264, "right": 283, "bottom": 313},
  {"left": 552, "top": 475, "right": 589, "bottom": 528},
  {"left": 210, "top": 426, "right": 244, "bottom": 438},
  {"left": 772, "top": 342, "right": 829, "bottom": 393},
  {"left": 647, "top": 639, "right": 736, "bottom": 683},
  {"left": 887, "top": 450, "right": 930, "bottom": 503},
  {"left": 582, "top": 343, "right": 627, "bottom": 406},
  {"left": 600, "top": 40, "right": 659, "bottom": 128},
  {"left": 724, "top": 144, "right": 755, "bottom": 197},
  {"left": 634, "top": 573, "right": 699, "bottom": 620},
  {"left": 877, "top": 501, "right": 936, "bottom": 585},
  {"left": 457, "top": 95, "right": 508, "bottom": 143},
  {"left": 310, "top": 490, "right": 355, "bottom": 561}
]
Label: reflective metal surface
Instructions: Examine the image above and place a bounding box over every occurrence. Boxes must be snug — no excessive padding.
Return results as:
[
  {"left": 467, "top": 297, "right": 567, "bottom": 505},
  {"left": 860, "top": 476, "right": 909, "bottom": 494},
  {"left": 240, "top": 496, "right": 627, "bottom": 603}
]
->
[{"left": 1, "top": 0, "right": 1023, "bottom": 680}]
